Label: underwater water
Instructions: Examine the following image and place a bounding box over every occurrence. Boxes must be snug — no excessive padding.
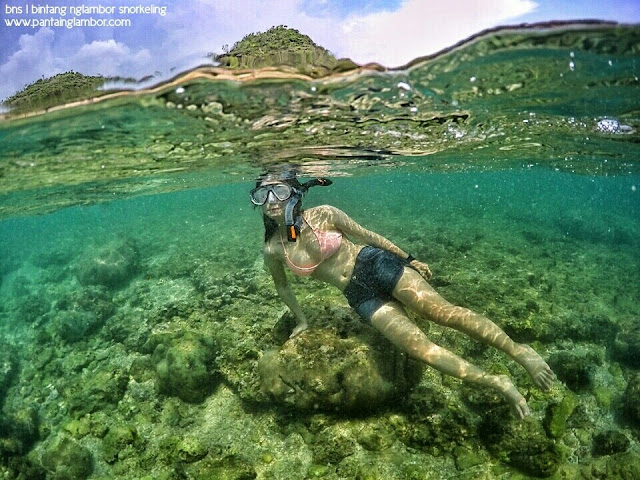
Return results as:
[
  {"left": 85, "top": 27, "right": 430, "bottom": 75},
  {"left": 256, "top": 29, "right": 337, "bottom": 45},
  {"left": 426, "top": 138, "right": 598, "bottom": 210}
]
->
[{"left": 1, "top": 23, "right": 640, "bottom": 479}]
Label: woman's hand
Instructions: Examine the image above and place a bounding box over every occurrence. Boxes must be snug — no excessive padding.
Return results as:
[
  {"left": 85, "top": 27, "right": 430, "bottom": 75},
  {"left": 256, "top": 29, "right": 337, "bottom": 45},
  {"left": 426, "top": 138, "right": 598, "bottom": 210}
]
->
[{"left": 409, "top": 259, "right": 432, "bottom": 280}]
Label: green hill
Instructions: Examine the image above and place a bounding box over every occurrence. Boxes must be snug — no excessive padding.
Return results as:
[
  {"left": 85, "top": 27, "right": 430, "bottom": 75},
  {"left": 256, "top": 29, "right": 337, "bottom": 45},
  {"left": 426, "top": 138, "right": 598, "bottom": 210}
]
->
[
  {"left": 1, "top": 71, "right": 135, "bottom": 114},
  {"left": 213, "top": 25, "right": 357, "bottom": 76}
]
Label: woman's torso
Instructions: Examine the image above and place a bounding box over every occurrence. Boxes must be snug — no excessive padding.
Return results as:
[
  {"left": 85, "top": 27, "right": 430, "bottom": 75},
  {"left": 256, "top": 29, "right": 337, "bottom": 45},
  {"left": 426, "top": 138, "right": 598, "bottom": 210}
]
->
[{"left": 266, "top": 206, "right": 362, "bottom": 290}]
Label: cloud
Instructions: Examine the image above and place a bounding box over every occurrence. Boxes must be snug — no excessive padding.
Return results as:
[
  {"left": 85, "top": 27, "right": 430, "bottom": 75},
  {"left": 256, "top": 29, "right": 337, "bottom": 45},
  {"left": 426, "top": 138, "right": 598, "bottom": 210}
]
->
[
  {"left": 0, "top": 28, "right": 58, "bottom": 101},
  {"left": 71, "top": 40, "right": 152, "bottom": 77},
  {"left": 340, "top": 0, "right": 539, "bottom": 67}
]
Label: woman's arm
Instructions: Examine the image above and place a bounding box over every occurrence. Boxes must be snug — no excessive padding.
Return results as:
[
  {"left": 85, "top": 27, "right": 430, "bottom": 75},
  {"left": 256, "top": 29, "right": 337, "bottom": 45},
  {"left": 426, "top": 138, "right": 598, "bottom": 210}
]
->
[
  {"left": 264, "top": 249, "right": 308, "bottom": 337},
  {"left": 327, "top": 205, "right": 432, "bottom": 279}
]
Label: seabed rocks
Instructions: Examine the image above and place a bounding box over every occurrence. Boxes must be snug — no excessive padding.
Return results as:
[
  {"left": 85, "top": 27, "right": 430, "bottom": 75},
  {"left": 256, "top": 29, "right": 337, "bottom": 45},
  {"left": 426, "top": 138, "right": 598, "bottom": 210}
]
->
[{"left": 258, "top": 328, "right": 422, "bottom": 412}]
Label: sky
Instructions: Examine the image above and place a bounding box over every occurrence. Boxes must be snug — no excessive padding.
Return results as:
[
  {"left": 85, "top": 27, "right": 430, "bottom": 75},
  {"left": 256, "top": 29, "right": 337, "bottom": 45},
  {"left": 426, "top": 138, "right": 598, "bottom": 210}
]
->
[{"left": 0, "top": 0, "right": 639, "bottom": 102}]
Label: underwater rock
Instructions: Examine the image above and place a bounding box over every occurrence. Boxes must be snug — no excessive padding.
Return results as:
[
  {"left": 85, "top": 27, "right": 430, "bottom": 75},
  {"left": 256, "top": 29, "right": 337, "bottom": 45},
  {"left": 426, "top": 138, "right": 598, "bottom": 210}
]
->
[
  {"left": 102, "top": 424, "right": 138, "bottom": 463},
  {"left": 258, "top": 329, "right": 420, "bottom": 412},
  {"left": 15, "top": 291, "right": 50, "bottom": 325},
  {"left": 152, "top": 331, "right": 219, "bottom": 403},
  {"left": 592, "top": 430, "right": 630, "bottom": 457},
  {"left": 480, "top": 408, "right": 562, "bottom": 477},
  {"left": 181, "top": 453, "right": 257, "bottom": 480},
  {"left": 40, "top": 434, "right": 93, "bottom": 480},
  {"left": 548, "top": 350, "right": 602, "bottom": 393},
  {"left": 76, "top": 238, "right": 139, "bottom": 288},
  {"left": 0, "top": 345, "right": 17, "bottom": 406},
  {"left": 0, "top": 407, "right": 40, "bottom": 460},
  {"left": 49, "top": 286, "right": 115, "bottom": 343},
  {"left": 544, "top": 392, "right": 579, "bottom": 439},
  {"left": 66, "top": 364, "right": 129, "bottom": 416},
  {"left": 587, "top": 451, "right": 640, "bottom": 479},
  {"left": 622, "top": 373, "right": 640, "bottom": 426},
  {"left": 612, "top": 325, "right": 640, "bottom": 368}
]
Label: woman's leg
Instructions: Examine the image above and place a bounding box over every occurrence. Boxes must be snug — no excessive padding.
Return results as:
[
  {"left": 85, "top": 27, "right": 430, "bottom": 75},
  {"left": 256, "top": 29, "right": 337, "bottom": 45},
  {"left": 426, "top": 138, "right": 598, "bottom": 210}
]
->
[
  {"left": 392, "top": 267, "right": 554, "bottom": 391},
  {"left": 370, "top": 301, "right": 531, "bottom": 419}
]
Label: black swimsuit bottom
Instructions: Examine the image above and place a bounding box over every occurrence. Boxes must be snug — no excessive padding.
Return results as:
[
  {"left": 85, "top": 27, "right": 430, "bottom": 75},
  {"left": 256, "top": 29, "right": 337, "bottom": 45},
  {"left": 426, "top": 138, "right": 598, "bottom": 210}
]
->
[{"left": 343, "top": 246, "right": 410, "bottom": 322}]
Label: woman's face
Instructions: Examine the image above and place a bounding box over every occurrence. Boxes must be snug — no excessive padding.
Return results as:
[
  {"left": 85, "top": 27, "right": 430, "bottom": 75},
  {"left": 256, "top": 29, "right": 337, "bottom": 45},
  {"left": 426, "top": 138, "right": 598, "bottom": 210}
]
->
[{"left": 259, "top": 181, "right": 289, "bottom": 219}]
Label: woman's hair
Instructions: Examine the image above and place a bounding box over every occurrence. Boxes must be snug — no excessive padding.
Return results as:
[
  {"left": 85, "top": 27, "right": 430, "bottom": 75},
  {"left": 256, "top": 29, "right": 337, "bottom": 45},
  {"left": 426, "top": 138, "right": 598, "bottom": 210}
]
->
[{"left": 257, "top": 170, "right": 303, "bottom": 243}]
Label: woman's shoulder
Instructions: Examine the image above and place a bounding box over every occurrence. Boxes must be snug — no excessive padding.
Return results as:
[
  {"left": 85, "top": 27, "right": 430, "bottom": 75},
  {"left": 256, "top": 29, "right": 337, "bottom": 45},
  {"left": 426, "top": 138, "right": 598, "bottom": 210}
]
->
[{"left": 306, "top": 204, "right": 345, "bottom": 216}]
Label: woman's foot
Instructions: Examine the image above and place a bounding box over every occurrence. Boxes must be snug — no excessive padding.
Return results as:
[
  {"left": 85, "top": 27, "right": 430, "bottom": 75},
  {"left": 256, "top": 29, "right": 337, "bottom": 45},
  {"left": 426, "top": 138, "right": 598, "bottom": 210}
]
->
[
  {"left": 290, "top": 321, "right": 308, "bottom": 338},
  {"left": 514, "top": 344, "right": 555, "bottom": 391},
  {"left": 495, "top": 375, "right": 531, "bottom": 419}
]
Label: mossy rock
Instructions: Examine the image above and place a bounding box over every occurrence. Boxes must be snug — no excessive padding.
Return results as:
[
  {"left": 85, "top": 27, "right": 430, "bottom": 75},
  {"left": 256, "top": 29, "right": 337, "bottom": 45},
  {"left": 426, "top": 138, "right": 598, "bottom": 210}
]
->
[
  {"left": 592, "top": 430, "right": 630, "bottom": 457},
  {"left": 480, "top": 408, "right": 563, "bottom": 477},
  {"left": 153, "top": 331, "right": 219, "bottom": 403},
  {"left": 102, "top": 424, "right": 138, "bottom": 463},
  {"left": 612, "top": 324, "right": 640, "bottom": 368},
  {"left": 40, "top": 434, "right": 93, "bottom": 480},
  {"left": 585, "top": 451, "right": 640, "bottom": 479},
  {"left": 258, "top": 329, "right": 421, "bottom": 412},
  {"left": 544, "top": 392, "right": 579, "bottom": 438},
  {"left": 76, "top": 238, "right": 139, "bottom": 288},
  {"left": 46, "top": 286, "right": 115, "bottom": 343},
  {"left": 0, "top": 344, "right": 17, "bottom": 404},
  {"left": 0, "top": 407, "right": 40, "bottom": 459},
  {"left": 622, "top": 373, "right": 640, "bottom": 426},
  {"left": 66, "top": 364, "right": 129, "bottom": 415},
  {"left": 548, "top": 350, "right": 602, "bottom": 392},
  {"left": 182, "top": 453, "right": 257, "bottom": 480}
]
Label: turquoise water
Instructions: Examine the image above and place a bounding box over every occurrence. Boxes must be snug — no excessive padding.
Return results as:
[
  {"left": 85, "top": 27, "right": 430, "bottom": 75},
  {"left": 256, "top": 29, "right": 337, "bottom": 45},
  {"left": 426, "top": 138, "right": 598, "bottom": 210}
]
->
[{"left": 1, "top": 23, "right": 640, "bottom": 479}]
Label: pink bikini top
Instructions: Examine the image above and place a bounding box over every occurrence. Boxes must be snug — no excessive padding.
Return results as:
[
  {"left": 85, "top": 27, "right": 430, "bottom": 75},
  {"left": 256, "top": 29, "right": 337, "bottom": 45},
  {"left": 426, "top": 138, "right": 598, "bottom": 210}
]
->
[{"left": 281, "top": 216, "right": 342, "bottom": 276}]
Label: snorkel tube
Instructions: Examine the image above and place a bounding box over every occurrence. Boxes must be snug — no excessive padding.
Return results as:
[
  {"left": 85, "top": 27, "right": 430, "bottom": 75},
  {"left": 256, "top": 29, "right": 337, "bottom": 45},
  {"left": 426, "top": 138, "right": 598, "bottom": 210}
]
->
[{"left": 284, "top": 178, "right": 333, "bottom": 242}]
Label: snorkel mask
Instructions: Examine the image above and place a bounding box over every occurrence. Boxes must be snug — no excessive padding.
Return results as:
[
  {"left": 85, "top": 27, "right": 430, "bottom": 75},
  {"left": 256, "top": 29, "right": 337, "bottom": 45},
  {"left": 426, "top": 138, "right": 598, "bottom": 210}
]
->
[{"left": 251, "top": 177, "right": 333, "bottom": 242}]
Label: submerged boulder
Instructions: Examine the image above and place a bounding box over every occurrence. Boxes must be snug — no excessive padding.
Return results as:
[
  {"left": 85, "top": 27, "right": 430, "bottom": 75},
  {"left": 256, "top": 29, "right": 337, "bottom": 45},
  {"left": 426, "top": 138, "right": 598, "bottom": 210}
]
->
[
  {"left": 40, "top": 434, "right": 93, "bottom": 480},
  {"left": 76, "top": 239, "right": 139, "bottom": 288},
  {"left": 612, "top": 324, "right": 640, "bottom": 368},
  {"left": 480, "top": 408, "right": 563, "bottom": 477},
  {"left": 258, "top": 329, "right": 421, "bottom": 412},
  {"left": 622, "top": 373, "right": 640, "bottom": 426},
  {"left": 152, "top": 331, "right": 219, "bottom": 403},
  {"left": 0, "top": 345, "right": 17, "bottom": 406}
]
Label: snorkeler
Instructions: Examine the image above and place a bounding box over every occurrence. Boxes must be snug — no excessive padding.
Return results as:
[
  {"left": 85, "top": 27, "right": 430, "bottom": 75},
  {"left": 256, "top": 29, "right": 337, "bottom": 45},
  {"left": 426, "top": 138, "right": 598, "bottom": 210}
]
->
[{"left": 251, "top": 171, "right": 554, "bottom": 419}]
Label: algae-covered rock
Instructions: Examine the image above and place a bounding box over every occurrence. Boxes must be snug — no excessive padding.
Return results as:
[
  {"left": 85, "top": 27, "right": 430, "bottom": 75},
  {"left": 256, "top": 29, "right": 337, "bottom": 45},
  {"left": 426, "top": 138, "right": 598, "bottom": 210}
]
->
[
  {"left": 153, "top": 331, "right": 219, "bottom": 403},
  {"left": 586, "top": 451, "right": 640, "bottom": 479},
  {"left": 480, "top": 408, "right": 562, "bottom": 477},
  {"left": 0, "top": 407, "right": 40, "bottom": 459},
  {"left": 544, "top": 392, "right": 579, "bottom": 438},
  {"left": 258, "top": 329, "right": 419, "bottom": 412},
  {"left": 182, "top": 453, "right": 257, "bottom": 480},
  {"left": 592, "top": 430, "right": 630, "bottom": 456},
  {"left": 548, "top": 350, "right": 602, "bottom": 392},
  {"left": 102, "top": 424, "right": 138, "bottom": 463},
  {"left": 0, "top": 344, "right": 17, "bottom": 405},
  {"left": 622, "top": 373, "right": 640, "bottom": 426},
  {"left": 40, "top": 434, "right": 93, "bottom": 480},
  {"left": 612, "top": 324, "right": 640, "bottom": 368},
  {"left": 49, "top": 286, "right": 115, "bottom": 343},
  {"left": 76, "top": 238, "right": 139, "bottom": 288},
  {"left": 66, "top": 364, "right": 129, "bottom": 415}
]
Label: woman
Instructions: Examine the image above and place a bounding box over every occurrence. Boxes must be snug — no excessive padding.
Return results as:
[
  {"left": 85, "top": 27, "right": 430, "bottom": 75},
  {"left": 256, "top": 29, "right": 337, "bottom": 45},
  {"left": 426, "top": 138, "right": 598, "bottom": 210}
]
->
[{"left": 250, "top": 172, "right": 554, "bottom": 419}]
